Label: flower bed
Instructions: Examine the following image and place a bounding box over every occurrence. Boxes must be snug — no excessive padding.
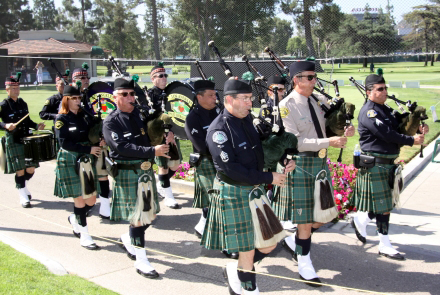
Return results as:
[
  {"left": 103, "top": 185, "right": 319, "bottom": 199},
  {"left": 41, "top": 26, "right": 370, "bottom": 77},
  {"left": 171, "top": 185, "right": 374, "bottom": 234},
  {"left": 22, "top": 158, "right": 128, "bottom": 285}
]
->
[{"left": 172, "top": 162, "right": 194, "bottom": 181}]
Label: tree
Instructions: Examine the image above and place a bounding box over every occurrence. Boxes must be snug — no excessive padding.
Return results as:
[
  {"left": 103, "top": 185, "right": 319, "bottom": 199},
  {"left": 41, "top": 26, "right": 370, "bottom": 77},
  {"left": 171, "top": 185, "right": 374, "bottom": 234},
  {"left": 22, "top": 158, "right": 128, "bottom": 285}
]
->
[
  {"left": 144, "top": 0, "right": 167, "bottom": 59},
  {"left": 33, "top": 0, "right": 57, "bottom": 30},
  {"left": 281, "top": 0, "right": 332, "bottom": 59},
  {"left": 286, "top": 36, "right": 307, "bottom": 57},
  {"left": 0, "top": 0, "right": 34, "bottom": 43},
  {"left": 268, "top": 18, "right": 293, "bottom": 56}
]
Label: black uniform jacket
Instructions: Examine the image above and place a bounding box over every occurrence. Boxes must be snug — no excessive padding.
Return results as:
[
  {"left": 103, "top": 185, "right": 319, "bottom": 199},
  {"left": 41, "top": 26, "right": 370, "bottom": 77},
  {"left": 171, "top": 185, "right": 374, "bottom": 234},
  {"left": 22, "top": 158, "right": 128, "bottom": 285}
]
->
[
  {"left": 103, "top": 108, "right": 155, "bottom": 160},
  {"left": 55, "top": 111, "right": 93, "bottom": 154},
  {"left": 39, "top": 92, "right": 62, "bottom": 121},
  {"left": 358, "top": 99, "right": 414, "bottom": 155},
  {"left": 184, "top": 104, "right": 220, "bottom": 155},
  {"left": 0, "top": 97, "right": 38, "bottom": 140},
  {"left": 206, "top": 108, "right": 273, "bottom": 185}
]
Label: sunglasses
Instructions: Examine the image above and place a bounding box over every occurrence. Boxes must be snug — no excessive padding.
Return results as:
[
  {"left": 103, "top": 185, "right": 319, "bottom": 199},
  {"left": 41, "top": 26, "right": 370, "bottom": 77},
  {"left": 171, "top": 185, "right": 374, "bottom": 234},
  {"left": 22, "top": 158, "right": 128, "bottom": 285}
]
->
[
  {"left": 118, "top": 91, "right": 136, "bottom": 97},
  {"left": 68, "top": 97, "right": 81, "bottom": 101},
  {"left": 236, "top": 96, "right": 255, "bottom": 102},
  {"left": 375, "top": 86, "right": 388, "bottom": 92},
  {"left": 154, "top": 74, "right": 168, "bottom": 78},
  {"left": 78, "top": 76, "right": 90, "bottom": 80},
  {"left": 297, "top": 74, "right": 317, "bottom": 81},
  {"left": 270, "top": 87, "right": 285, "bottom": 92}
]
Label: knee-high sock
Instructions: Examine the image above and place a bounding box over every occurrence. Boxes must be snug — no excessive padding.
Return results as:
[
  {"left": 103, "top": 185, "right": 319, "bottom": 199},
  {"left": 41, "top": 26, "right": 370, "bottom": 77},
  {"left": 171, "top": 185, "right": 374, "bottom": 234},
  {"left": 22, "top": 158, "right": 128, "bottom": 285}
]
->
[
  {"left": 295, "top": 235, "right": 311, "bottom": 256},
  {"left": 74, "top": 206, "right": 87, "bottom": 227},
  {"left": 99, "top": 180, "right": 110, "bottom": 198},
  {"left": 368, "top": 212, "right": 376, "bottom": 220},
  {"left": 253, "top": 249, "right": 269, "bottom": 263},
  {"left": 202, "top": 207, "right": 209, "bottom": 219},
  {"left": 15, "top": 175, "right": 26, "bottom": 189},
  {"left": 237, "top": 267, "right": 257, "bottom": 291},
  {"left": 376, "top": 214, "right": 390, "bottom": 235},
  {"left": 129, "top": 225, "right": 150, "bottom": 248},
  {"left": 158, "top": 174, "right": 170, "bottom": 188},
  {"left": 24, "top": 171, "right": 34, "bottom": 181}
]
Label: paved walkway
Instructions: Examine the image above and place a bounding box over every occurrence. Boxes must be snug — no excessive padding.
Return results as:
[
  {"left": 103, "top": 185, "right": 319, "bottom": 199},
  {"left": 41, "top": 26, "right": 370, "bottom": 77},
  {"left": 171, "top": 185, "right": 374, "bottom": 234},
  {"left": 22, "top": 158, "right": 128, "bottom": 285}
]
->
[{"left": 0, "top": 159, "right": 439, "bottom": 295}]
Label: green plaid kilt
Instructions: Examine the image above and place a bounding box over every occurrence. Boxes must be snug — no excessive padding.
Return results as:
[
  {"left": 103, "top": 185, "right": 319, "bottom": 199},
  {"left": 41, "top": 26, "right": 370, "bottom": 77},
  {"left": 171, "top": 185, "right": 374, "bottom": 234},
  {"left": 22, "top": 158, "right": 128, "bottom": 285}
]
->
[
  {"left": 54, "top": 149, "right": 100, "bottom": 199},
  {"left": 352, "top": 152, "right": 398, "bottom": 214},
  {"left": 155, "top": 138, "right": 182, "bottom": 168},
  {"left": 111, "top": 159, "right": 160, "bottom": 221},
  {"left": 201, "top": 179, "right": 264, "bottom": 253},
  {"left": 271, "top": 156, "right": 330, "bottom": 224},
  {"left": 4, "top": 132, "right": 39, "bottom": 175},
  {"left": 193, "top": 157, "right": 216, "bottom": 208}
]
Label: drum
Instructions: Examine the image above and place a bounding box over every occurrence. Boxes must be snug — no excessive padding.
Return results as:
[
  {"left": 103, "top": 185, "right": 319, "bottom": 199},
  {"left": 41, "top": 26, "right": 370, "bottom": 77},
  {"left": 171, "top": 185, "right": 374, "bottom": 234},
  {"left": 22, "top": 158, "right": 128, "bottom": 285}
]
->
[
  {"left": 87, "top": 81, "right": 117, "bottom": 115},
  {"left": 164, "top": 81, "right": 196, "bottom": 139},
  {"left": 23, "top": 134, "right": 55, "bottom": 163}
]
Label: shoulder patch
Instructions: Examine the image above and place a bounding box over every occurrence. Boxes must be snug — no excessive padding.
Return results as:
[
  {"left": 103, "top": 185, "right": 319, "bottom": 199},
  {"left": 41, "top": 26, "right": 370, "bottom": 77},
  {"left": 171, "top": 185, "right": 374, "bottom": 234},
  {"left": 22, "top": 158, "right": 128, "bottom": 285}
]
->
[
  {"left": 111, "top": 132, "right": 119, "bottom": 141},
  {"left": 212, "top": 131, "right": 228, "bottom": 144},
  {"left": 55, "top": 121, "right": 64, "bottom": 129},
  {"left": 280, "top": 107, "right": 290, "bottom": 118},
  {"left": 44, "top": 99, "right": 50, "bottom": 106},
  {"left": 367, "top": 110, "right": 377, "bottom": 118}
]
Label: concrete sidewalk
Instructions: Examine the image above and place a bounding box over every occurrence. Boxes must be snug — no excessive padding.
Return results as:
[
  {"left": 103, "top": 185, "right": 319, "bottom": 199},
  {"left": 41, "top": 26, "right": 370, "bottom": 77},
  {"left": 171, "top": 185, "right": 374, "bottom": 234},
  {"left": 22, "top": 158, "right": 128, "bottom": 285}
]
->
[{"left": 0, "top": 159, "right": 439, "bottom": 295}]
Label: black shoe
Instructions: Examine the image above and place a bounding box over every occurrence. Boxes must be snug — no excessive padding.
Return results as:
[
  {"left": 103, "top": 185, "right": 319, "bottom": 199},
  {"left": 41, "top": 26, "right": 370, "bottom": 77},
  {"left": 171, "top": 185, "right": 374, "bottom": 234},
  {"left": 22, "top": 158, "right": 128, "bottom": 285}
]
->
[
  {"left": 81, "top": 243, "right": 100, "bottom": 250},
  {"left": 194, "top": 230, "right": 202, "bottom": 239},
  {"left": 223, "top": 267, "right": 240, "bottom": 295},
  {"left": 118, "top": 238, "right": 136, "bottom": 260},
  {"left": 167, "top": 203, "right": 180, "bottom": 209},
  {"left": 351, "top": 219, "right": 366, "bottom": 244},
  {"left": 21, "top": 202, "right": 31, "bottom": 208},
  {"left": 137, "top": 268, "right": 159, "bottom": 279},
  {"left": 379, "top": 251, "right": 405, "bottom": 261},
  {"left": 28, "top": 194, "right": 32, "bottom": 200},
  {"left": 67, "top": 216, "right": 81, "bottom": 238},
  {"left": 99, "top": 214, "right": 110, "bottom": 219},
  {"left": 300, "top": 275, "right": 322, "bottom": 288},
  {"left": 281, "top": 238, "right": 297, "bottom": 262},
  {"left": 221, "top": 250, "right": 239, "bottom": 259}
]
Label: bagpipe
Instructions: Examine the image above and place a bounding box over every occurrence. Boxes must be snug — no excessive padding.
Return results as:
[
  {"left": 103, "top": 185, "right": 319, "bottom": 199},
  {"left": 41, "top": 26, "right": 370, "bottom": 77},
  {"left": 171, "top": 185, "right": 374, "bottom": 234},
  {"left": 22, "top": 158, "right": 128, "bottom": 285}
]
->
[
  {"left": 349, "top": 77, "right": 428, "bottom": 157},
  {"left": 48, "top": 58, "right": 69, "bottom": 86},
  {"left": 194, "top": 60, "right": 223, "bottom": 109},
  {"left": 263, "top": 47, "right": 291, "bottom": 96}
]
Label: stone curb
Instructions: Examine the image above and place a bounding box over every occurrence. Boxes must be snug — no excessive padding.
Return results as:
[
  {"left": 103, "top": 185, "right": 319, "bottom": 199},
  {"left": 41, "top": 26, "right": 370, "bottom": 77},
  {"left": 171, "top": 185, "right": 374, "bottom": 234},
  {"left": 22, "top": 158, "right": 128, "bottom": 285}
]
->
[
  {"left": 0, "top": 232, "right": 68, "bottom": 276},
  {"left": 167, "top": 135, "right": 440, "bottom": 194}
]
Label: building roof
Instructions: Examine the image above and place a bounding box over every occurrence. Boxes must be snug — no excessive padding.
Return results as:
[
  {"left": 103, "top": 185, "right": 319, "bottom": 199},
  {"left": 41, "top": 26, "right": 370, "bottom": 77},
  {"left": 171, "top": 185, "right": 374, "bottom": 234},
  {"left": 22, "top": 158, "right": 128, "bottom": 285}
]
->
[{"left": 0, "top": 37, "right": 108, "bottom": 55}]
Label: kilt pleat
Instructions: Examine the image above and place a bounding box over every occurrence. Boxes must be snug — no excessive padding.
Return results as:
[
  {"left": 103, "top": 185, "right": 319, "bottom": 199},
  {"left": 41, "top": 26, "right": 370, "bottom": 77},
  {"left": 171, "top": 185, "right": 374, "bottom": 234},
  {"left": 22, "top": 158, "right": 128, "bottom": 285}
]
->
[
  {"left": 54, "top": 149, "right": 99, "bottom": 199},
  {"left": 4, "top": 133, "right": 39, "bottom": 175},
  {"left": 111, "top": 159, "right": 160, "bottom": 222},
  {"left": 201, "top": 179, "right": 261, "bottom": 253},
  {"left": 193, "top": 157, "right": 216, "bottom": 208},
  {"left": 155, "top": 138, "right": 182, "bottom": 168},
  {"left": 352, "top": 152, "right": 398, "bottom": 214},
  {"left": 271, "top": 156, "right": 330, "bottom": 224}
]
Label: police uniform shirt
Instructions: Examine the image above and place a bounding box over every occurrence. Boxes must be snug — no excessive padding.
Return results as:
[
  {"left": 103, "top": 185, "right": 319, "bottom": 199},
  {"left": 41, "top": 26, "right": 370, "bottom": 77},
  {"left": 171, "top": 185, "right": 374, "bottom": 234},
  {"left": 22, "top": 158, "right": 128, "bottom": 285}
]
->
[
  {"left": 39, "top": 92, "right": 63, "bottom": 121},
  {"left": 358, "top": 99, "right": 414, "bottom": 155},
  {"left": 206, "top": 108, "right": 273, "bottom": 185},
  {"left": 279, "top": 90, "right": 330, "bottom": 152},
  {"left": 184, "top": 105, "right": 220, "bottom": 154},
  {"left": 0, "top": 97, "right": 38, "bottom": 138},
  {"left": 103, "top": 108, "right": 155, "bottom": 160},
  {"left": 147, "top": 86, "right": 167, "bottom": 114},
  {"left": 55, "top": 111, "right": 92, "bottom": 153}
]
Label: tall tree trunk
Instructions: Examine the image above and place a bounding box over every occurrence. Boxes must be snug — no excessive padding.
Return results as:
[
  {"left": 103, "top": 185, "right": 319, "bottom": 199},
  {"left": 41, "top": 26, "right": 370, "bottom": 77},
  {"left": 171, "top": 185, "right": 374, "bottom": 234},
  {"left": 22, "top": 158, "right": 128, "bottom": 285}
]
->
[
  {"left": 302, "top": 0, "right": 322, "bottom": 71},
  {"left": 81, "top": 0, "right": 86, "bottom": 42},
  {"left": 150, "top": 0, "right": 161, "bottom": 60},
  {"left": 431, "top": 53, "right": 435, "bottom": 66}
]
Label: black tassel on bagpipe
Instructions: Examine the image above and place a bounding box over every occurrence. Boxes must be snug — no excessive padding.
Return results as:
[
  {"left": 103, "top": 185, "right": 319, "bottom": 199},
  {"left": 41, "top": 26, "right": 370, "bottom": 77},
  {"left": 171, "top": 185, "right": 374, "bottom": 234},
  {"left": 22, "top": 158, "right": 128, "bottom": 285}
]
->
[
  {"left": 142, "top": 190, "right": 152, "bottom": 212},
  {"left": 256, "top": 204, "right": 274, "bottom": 240},
  {"left": 262, "top": 200, "right": 284, "bottom": 235},
  {"left": 83, "top": 168, "right": 95, "bottom": 195},
  {"left": 320, "top": 181, "right": 334, "bottom": 210}
]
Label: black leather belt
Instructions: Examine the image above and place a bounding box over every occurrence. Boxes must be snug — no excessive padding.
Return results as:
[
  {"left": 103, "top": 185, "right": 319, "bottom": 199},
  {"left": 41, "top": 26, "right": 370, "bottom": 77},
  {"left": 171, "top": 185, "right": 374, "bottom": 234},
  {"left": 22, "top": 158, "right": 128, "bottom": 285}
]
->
[
  {"left": 216, "top": 172, "right": 252, "bottom": 186},
  {"left": 374, "top": 157, "right": 396, "bottom": 165},
  {"left": 297, "top": 150, "right": 327, "bottom": 158},
  {"left": 118, "top": 160, "right": 153, "bottom": 171}
]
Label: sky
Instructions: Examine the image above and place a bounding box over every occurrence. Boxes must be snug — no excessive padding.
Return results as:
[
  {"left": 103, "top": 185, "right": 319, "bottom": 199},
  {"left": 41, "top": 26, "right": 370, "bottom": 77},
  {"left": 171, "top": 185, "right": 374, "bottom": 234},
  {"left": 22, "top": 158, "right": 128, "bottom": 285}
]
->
[{"left": 29, "top": 0, "right": 429, "bottom": 31}]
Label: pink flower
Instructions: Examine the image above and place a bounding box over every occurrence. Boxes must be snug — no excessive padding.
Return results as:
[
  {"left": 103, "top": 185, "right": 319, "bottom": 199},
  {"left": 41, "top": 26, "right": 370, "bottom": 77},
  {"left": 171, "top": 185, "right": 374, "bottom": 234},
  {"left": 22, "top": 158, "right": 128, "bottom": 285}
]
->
[
  {"left": 339, "top": 214, "right": 344, "bottom": 219},
  {"left": 337, "top": 205, "right": 342, "bottom": 211},
  {"left": 180, "top": 172, "right": 185, "bottom": 177},
  {"left": 345, "top": 209, "right": 350, "bottom": 214}
]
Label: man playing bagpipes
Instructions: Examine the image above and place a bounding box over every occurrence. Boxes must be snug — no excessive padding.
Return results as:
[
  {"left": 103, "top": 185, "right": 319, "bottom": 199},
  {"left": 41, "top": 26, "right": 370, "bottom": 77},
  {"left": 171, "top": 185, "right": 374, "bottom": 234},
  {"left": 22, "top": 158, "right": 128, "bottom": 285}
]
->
[
  {"left": 276, "top": 61, "right": 355, "bottom": 286},
  {"left": 147, "top": 62, "right": 180, "bottom": 209},
  {"left": 72, "top": 64, "right": 112, "bottom": 219},
  {"left": 201, "top": 78, "right": 295, "bottom": 295},
  {"left": 0, "top": 75, "right": 45, "bottom": 208},
  {"left": 54, "top": 85, "right": 103, "bottom": 250},
  {"left": 103, "top": 78, "right": 172, "bottom": 278},
  {"left": 351, "top": 74, "right": 427, "bottom": 260}
]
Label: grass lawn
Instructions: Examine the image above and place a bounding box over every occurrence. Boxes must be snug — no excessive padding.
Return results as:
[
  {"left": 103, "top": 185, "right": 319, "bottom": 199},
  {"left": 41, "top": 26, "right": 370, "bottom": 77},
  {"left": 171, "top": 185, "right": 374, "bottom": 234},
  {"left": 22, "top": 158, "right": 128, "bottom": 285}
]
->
[
  {"left": 2, "top": 60, "right": 439, "bottom": 165},
  {"left": 0, "top": 241, "right": 118, "bottom": 295}
]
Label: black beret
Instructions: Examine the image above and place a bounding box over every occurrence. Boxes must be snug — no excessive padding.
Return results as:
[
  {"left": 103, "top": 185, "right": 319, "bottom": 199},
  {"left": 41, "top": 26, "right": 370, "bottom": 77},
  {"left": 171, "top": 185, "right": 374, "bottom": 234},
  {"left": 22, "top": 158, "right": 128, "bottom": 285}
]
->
[
  {"left": 114, "top": 78, "right": 135, "bottom": 90},
  {"left": 151, "top": 62, "right": 165, "bottom": 77},
  {"left": 267, "top": 75, "right": 286, "bottom": 86},
  {"left": 365, "top": 74, "right": 386, "bottom": 88},
  {"left": 72, "top": 68, "right": 88, "bottom": 78},
  {"left": 224, "top": 79, "right": 252, "bottom": 95},
  {"left": 194, "top": 80, "right": 215, "bottom": 93},
  {"left": 5, "top": 77, "right": 19, "bottom": 86},
  {"left": 63, "top": 85, "right": 81, "bottom": 96},
  {"left": 289, "top": 61, "right": 315, "bottom": 77}
]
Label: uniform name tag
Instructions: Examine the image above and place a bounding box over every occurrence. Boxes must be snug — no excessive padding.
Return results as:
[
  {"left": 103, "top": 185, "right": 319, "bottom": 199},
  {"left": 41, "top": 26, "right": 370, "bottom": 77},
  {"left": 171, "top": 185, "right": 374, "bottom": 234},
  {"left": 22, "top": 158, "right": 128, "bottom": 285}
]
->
[
  {"left": 123, "top": 133, "right": 132, "bottom": 137},
  {"left": 69, "top": 127, "right": 77, "bottom": 131}
]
